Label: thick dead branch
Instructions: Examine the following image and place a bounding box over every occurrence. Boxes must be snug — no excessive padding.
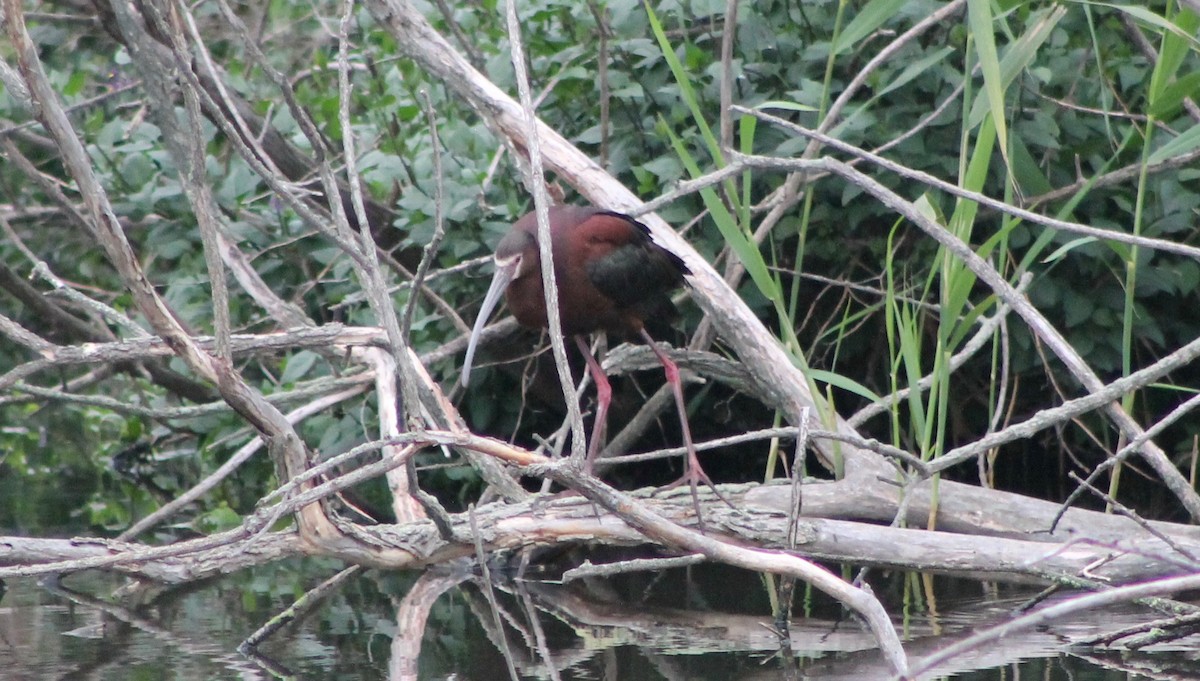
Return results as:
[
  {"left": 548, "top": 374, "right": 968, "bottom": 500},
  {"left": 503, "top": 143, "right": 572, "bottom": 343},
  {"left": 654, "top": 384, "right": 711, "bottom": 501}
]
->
[{"left": 7, "top": 479, "right": 1199, "bottom": 586}]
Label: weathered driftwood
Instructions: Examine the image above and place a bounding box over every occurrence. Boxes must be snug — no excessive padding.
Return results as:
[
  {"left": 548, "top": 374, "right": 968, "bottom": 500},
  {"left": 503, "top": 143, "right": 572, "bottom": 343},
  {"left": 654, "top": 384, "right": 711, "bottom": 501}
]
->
[{"left": 7, "top": 479, "right": 1198, "bottom": 586}]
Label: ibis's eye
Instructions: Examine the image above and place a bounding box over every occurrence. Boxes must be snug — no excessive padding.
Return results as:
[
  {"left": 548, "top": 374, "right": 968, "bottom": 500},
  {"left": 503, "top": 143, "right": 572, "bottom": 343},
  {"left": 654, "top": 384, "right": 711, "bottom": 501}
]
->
[
  {"left": 506, "top": 253, "right": 529, "bottom": 280},
  {"left": 496, "top": 250, "right": 520, "bottom": 267}
]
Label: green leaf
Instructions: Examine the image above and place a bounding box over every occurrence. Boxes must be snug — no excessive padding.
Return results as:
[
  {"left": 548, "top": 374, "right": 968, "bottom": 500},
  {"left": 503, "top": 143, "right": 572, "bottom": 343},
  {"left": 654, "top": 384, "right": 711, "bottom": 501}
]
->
[
  {"left": 280, "top": 350, "right": 319, "bottom": 385},
  {"left": 64, "top": 70, "right": 87, "bottom": 97},
  {"left": 1150, "top": 71, "right": 1200, "bottom": 119},
  {"left": 1156, "top": 10, "right": 1200, "bottom": 98},
  {"left": 1010, "top": 134, "right": 1053, "bottom": 196},
  {"left": 967, "top": 0, "right": 1009, "bottom": 163},
  {"left": 643, "top": 2, "right": 725, "bottom": 168},
  {"left": 739, "top": 114, "right": 756, "bottom": 227},
  {"left": 1149, "top": 123, "right": 1200, "bottom": 164},
  {"left": 874, "top": 47, "right": 956, "bottom": 99},
  {"left": 1042, "top": 236, "right": 1097, "bottom": 264},
  {"left": 194, "top": 503, "right": 243, "bottom": 533},
  {"left": 967, "top": 6, "right": 1066, "bottom": 131},
  {"left": 806, "top": 368, "right": 882, "bottom": 403},
  {"left": 833, "top": 0, "right": 907, "bottom": 55},
  {"left": 914, "top": 194, "right": 943, "bottom": 225},
  {"left": 946, "top": 115, "right": 996, "bottom": 252},
  {"left": 1080, "top": 2, "right": 1200, "bottom": 51}
]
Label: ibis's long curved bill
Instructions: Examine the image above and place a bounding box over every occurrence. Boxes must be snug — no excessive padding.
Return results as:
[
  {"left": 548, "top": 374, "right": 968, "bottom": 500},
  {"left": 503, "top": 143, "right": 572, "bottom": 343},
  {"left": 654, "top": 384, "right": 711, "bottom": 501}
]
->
[{"left": 461, "top": 258, "right": 520, "bottom": 388}]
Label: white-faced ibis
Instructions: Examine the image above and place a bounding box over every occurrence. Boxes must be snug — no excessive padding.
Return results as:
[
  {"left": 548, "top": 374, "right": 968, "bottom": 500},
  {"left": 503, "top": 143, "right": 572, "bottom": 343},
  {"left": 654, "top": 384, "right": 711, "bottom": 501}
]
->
[{"left": 460, "top": 205, "right": 721, "bottom": 503}]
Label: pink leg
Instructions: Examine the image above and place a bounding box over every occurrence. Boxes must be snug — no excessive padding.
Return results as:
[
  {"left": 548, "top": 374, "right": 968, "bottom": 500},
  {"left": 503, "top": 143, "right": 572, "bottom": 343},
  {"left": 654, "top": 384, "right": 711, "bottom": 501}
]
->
[
  {"left": 640, "top": 329, "right": 732, "bottom": 518},
  {"left": 574, "top": 336, "right": 610, "bottom": 472}
]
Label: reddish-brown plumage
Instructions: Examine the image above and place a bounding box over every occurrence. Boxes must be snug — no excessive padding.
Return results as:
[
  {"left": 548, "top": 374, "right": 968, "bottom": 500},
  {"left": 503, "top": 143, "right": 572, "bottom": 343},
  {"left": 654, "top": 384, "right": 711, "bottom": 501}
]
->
[
  {"left": 461, "top": 204, "right": 724, "bottom": 519},
  {"left": 497, "top": 205, "right": 687, "bottom": 337}
]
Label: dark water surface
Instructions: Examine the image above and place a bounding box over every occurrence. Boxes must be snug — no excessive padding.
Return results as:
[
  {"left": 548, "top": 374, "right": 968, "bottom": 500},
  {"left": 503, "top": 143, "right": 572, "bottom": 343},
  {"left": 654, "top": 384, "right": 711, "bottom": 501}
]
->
[{"left": 1, "top": 558, "right": 1189, "bottom": 680}]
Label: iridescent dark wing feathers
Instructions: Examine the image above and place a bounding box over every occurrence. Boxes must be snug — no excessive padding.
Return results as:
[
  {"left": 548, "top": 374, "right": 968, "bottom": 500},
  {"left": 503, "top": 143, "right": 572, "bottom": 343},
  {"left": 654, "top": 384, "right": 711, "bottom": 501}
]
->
[{"left": 584, "top": 211, "right": 689, "bottom": 312}]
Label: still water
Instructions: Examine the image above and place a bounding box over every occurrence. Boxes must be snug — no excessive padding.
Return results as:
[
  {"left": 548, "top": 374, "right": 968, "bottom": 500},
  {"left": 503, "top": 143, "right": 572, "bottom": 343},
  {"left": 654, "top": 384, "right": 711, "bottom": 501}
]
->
[{"left": 1, "top": 557, "right": 1192, "bottom": 680}]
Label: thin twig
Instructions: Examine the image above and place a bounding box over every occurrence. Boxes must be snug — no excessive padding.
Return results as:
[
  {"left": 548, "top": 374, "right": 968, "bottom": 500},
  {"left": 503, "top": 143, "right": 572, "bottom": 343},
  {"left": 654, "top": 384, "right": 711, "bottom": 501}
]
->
[
  {"left": 736, "top": 110, "right": 1200, "bottom": 262},
  {"left": 515, "top": 582, "right": 563, "bottom": 681},
  {"left": 598, "top": 426, "right": 927, "bottom": 475},
  {"left": 586, "top": 1, "right": 610, "bottom": 167},
  {"left": 504, "top": 0, "right": 587, "bottom": 462},
  {"left": 1053, "top": 390, "right": 1200, "bottom": 531},
  {"left": 239, "top": 565, "right": 362, "bottom": 650},
  {"left": 560, "top": 553, "right": 707, "bottom": 582},
  {"left": 401, "top": 89, "right": 447, "bottom": 341},
  {"left": 1067, "top": 471, "right": 1199, "bottom": 564},
  {"left": 470, "top": 507, "right": 522, "bottom": 681},
  {"left": 719, "top": 0, "right": 738, "bottom": 155}
]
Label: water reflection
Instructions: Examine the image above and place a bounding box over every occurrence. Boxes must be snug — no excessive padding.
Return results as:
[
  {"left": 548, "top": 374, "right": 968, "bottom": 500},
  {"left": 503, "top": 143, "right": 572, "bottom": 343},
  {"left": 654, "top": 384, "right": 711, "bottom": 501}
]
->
[{"left": 0, "top": 560, "right": 1187, "bottom": 680}]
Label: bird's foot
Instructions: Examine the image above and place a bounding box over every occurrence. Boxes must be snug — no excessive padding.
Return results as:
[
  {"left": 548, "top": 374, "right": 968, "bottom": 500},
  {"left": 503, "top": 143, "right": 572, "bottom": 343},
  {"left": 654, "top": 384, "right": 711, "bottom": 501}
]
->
[
  {"left": 530, "top": 486, "right": 606, "bottom": 525},
  {"left": 657, "top": 466, "right": 734, "bottom": 507},
  {"left": 655, "top": 465, "right": 734, "bottom": 532},
  {"left": 530, "top": 458, "right": 608, "bottom": 520}
]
